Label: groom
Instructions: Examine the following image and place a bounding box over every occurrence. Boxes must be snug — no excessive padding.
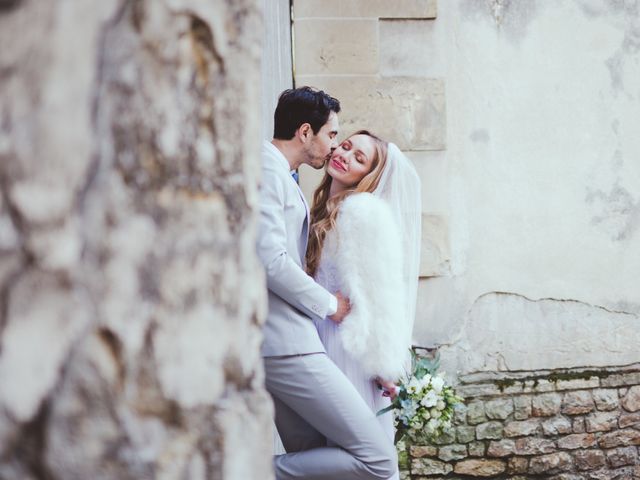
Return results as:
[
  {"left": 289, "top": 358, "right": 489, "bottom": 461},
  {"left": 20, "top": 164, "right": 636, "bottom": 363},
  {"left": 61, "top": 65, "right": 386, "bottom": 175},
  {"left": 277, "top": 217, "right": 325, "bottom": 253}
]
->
[{"left": 257, "top": 86, "right": 397, "bottom": 480}]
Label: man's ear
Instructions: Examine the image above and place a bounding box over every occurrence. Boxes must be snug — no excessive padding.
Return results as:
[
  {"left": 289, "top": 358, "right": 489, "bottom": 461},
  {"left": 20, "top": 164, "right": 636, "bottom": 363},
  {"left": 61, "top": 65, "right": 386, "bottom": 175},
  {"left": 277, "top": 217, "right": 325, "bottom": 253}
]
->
[{"left": 296, "top": 123, "right": 312, "bottom": 143}]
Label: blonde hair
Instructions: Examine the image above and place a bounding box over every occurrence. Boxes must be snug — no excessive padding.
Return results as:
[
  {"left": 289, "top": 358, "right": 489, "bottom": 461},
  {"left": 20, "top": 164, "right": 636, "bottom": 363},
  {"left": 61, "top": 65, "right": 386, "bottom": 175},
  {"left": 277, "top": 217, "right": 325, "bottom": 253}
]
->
[{"left": 306, "top": 130, "right": 388, "bottom": 276}]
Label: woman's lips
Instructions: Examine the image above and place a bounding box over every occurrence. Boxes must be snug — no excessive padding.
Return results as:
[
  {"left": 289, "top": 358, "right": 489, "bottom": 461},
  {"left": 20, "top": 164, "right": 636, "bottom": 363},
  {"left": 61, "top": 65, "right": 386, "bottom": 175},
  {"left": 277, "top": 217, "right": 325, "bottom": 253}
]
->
[{"left": 330, "top": 158, "right": 347, "bottom": 172}]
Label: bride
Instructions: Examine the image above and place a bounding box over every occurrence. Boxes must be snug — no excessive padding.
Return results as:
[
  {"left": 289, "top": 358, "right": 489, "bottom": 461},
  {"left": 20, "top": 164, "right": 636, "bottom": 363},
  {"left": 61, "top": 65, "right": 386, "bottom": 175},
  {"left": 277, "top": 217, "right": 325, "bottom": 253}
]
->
[{"left": 306, "top": 130, "right": 422, "bottom": 480}]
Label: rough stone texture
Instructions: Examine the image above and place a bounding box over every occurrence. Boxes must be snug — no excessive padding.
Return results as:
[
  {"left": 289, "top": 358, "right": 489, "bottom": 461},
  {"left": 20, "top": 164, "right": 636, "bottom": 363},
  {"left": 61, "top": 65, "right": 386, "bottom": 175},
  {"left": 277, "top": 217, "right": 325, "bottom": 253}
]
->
[
  {"left": 0, "top": 1, "right": 270, "bottom": 479},
  {"left": 467, "top": 401, "right": 487, "bottom": 425},
  {"left": 605, "top": 446, "right": 638, "bottom": 468},
  {"left": 411, "top": 445, "right": 438, "bottom": 458},
  {"left": 507, "top": 456, "right": 529, "bottom": 475},
  {"left": 456, "top": 426, "right": 475, "bottom": 444},
  {"left": 293, "top": 0, "right": 437, "bottom": 18},
  {"left": 529, "top": 452, "right": 573, "bottom": 474},
  {"left": 585, "top": 411, "right": 619, "bottom": 433},
  {"left": 411, "top": 458, "right": 452, "bottom": 476},
  {"left": 621, "top": 385, "right": 640, "bottom": 412},
  {"left": 562, "top": 391, "right": 596, "bottom": 415},
  {"left": 295, "top": 75, "right": 446, "bottom": 151},
  {"left": 514, "top": 437, "right": 556, "bottom": 455},
  {"left": 485, "top": 398, "right": 514, "bottom": 420},
  {"left": 592, "top": 389, "right": 619, "bottom": 411},
  {"left": 453, "top": 459, "right": 506, "bottom": 477},
  {"left": 294, "top": 19, "right": 378, "bottom": 75},
  {"left": 533, "top": 393, "right": 563, "bottom": 417},
  {"left": 556, "top": 378, "right": 600, "bottom": 391},
  {"left": 618, "top": 412, "right": 640, "bottom": 428},
  {"left": 438, "top": 444, "right": 467, "bottom": 461},
  {"left": 476, "top": 421, "right": 504, "bottom": 440},
  {"left": 573, "top": 449, "right": 606, "bottom": 471},
  {"left": 487, "top": 439, "right": 515, "bottom": 458},
  {"left": 542, "top": 416, "right": 573, "bottom": 436},
  {"left": 573, "top": 417, "right": 587, "bottom": 433},
  {"left": 598, "top": 429, "right": 640, "bottom": 448},
  {"left": 504, "top": 419, "right": 540, "bottom": 438},
  {"left": 557, "top": 434, "right": 597, "bottom": 450},
  {"left": 468, "top": 441, "right": 486, "bottom": 457},
  {"left": 513, "top": 396, "right": 532, "bottom": 420}
]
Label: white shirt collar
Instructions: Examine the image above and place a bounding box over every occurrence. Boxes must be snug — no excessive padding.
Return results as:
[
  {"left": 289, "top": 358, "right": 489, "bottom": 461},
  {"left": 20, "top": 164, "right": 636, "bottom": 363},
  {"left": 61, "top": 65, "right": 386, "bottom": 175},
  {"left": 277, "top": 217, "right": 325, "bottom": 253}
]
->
[{"left": 263, "top": 141, "right": 295, "bottom": 173}]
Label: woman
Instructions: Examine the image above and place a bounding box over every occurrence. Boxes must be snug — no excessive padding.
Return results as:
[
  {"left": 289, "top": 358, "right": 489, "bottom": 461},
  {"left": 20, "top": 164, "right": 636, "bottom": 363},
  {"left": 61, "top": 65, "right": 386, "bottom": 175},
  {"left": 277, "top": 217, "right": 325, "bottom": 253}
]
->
[{"left": 307, "top": 131, "right": 422, "bottom": 479}]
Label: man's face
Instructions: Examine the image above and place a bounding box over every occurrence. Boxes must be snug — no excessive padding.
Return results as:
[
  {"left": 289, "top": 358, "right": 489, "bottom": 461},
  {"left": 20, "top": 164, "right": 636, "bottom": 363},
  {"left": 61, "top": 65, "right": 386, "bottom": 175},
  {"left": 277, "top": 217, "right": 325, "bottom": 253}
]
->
[{"left": 304, "top": 112, "right": 339, "bottom": 169}]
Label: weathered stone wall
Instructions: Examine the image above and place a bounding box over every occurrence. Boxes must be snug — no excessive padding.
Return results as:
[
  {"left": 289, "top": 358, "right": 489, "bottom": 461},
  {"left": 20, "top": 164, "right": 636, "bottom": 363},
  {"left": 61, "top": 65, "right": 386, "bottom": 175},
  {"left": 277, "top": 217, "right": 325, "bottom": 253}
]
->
[
  {"left": 404, "top": 365, "right": 640, "bottom": 479},
  {"left": 0, "top": 1, "right": 272, "bottom": 478}
]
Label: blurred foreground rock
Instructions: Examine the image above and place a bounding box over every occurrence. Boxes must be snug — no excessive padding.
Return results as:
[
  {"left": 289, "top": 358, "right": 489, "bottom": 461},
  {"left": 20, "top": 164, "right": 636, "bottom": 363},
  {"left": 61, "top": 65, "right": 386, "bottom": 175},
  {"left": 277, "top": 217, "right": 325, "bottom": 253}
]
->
[{"left": 0, "top": 1, "right": 272, "bottom": 478}]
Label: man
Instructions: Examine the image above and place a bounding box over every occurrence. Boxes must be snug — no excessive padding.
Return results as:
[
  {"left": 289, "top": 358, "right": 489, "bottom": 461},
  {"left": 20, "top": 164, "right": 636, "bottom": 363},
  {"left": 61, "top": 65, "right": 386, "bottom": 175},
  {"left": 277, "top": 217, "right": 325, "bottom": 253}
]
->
[{"left": 257, "top": 86, "right": 397, "bottom": 480}]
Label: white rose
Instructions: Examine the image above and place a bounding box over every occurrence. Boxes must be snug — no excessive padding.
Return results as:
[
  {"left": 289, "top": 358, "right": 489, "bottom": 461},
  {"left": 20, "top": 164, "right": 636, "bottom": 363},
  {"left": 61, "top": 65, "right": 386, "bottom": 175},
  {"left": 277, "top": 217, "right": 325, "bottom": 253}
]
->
[
  {"left": 436, "top": 400, "right": 446, "bottom": 411},
  {"left": 420, "top": 390, "right": 438, "bottom": 408},
  {"left": 431, "top": 376, "right": 445, "bottom": 394}
]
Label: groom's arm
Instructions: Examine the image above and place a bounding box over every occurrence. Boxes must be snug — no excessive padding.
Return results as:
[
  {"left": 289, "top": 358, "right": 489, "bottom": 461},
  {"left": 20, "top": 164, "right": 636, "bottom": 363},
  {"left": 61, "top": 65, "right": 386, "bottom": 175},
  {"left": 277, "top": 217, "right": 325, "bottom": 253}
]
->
[{"left": 257, "top": 167, "right": 334, "bottom": 321}]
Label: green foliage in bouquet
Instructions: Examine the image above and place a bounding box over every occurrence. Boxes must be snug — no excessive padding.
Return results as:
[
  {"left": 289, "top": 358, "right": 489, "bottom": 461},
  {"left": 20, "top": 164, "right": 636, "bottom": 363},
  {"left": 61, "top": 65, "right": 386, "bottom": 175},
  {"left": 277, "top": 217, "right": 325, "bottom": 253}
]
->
[{"left": 377, "top": 349, "right": 464, "bottom": 444}]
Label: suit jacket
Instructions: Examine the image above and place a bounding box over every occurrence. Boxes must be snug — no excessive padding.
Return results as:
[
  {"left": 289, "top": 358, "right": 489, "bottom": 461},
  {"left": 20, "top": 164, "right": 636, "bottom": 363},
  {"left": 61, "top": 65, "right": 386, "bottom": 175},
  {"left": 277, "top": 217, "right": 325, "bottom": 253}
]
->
[{"left": 257, "top": 141, "right": 332, "bottom": 356}]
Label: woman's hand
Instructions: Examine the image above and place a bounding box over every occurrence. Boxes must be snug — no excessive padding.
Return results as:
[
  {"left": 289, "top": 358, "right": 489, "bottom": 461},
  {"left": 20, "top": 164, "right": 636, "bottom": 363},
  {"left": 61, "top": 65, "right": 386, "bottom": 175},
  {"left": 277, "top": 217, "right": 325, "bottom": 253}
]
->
[{"left": 376, "top": 378, "right": 399, "bottom": 400}]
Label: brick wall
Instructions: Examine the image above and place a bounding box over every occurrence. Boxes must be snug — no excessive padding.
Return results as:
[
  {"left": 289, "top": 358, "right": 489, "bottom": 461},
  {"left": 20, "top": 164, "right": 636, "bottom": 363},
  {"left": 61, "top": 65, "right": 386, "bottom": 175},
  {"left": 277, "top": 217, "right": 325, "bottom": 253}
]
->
[{"left": 403, "top": 366, "right": 640, "bottom": 479}]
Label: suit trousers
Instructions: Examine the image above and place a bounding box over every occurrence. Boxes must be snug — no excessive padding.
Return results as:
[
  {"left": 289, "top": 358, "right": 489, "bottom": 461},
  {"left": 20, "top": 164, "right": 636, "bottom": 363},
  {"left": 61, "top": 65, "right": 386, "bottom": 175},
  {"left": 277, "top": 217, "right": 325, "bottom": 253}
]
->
[{"left": 264, "top": 353, "right": 397, "bottom": 480}]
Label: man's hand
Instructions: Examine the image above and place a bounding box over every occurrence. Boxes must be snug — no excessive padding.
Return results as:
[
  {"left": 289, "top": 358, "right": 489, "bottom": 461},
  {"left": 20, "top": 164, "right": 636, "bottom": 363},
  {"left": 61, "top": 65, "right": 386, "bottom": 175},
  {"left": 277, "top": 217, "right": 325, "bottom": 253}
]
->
[{"left": 329, "top": 292, "right": 350, "bottom": 324}]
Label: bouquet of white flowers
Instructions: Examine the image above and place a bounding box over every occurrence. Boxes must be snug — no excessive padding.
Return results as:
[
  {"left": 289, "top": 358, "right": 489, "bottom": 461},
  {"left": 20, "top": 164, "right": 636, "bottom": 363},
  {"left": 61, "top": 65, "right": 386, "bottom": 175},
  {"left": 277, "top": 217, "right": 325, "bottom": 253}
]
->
[{"left": 377, "top": 350, "right": 463, "bottom": 443}]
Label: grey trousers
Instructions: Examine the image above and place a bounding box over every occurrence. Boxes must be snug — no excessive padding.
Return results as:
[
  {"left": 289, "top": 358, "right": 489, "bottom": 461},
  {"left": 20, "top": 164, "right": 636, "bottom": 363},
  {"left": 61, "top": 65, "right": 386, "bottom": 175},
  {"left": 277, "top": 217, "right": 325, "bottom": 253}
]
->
[{"left": 264, "top": 353, "right": 397, "bottom": 480}]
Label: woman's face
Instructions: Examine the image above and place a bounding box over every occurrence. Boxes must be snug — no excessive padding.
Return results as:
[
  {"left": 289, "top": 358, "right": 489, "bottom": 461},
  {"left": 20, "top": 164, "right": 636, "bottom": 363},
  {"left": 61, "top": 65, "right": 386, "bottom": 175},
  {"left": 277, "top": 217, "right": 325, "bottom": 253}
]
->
[{"left": 326, "top": 134, "right": 376, "bottom": 189}]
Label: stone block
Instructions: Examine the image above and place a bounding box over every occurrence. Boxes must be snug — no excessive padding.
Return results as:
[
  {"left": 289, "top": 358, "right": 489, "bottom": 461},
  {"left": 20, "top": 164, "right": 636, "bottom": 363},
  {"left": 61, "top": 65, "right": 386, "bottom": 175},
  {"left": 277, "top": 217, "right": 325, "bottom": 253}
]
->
[
  {"left": 452, "top": 403, "right": 467, "bottom": 425},
  {"left": 405, "top": 150, "right": 448, "bottom": 214},
  {"left": 466, "top": 401, "right": 487, "bottom": 425},
  {"left": 476, "top": 421, "right": 503, "bottom": 440},
  {"left": 585, "top": 411, "right": 619, "bottom": 432},
  {"left": 507, "top": 457, "right": 529, "bottom": 474},
  {"left": 598, "top": 429, "right": 640, "bottom": 448},
  {"left": 573, "top": 417, "right": 586, "bottom": 433},
  {"left": 456, "top": 426, "right": 475, "bottom": 444},
  {"left": 513, "top": 396, "right": 532, "bottom": 420},
  {"left": 293, "top": 0, "right": 438, "bottom": 19},
  {"left": 411, "top": 458, "right": 452, "bottom": 476},
  {"left": 485, "top": 398, "right": 514, "bottom": 420},
  {"left": 380, "top": 19, "right": 441, "bottom": 77},
  {"left": 562, "top": 391, "right": 595, "bottom": 415},
  {"left": 542, "top": 416, "right": 573, "bottom": 436},
  {"left": 431, "top": 425, "right": 457, "bottom": 445},
  {"left": 528, "top": 452, "right": 573, "bottom": 474},
  {"left": 574, "top": 450, "right": 606, "bottom": 471},
  {"left": 618, "top": 411, "right": 640, "bottom": 428},
  {"left": 605, "top": 446, "right": 638, "bottom": 468},
  {"left": 548, "top": 474, "right": 584, "bottom": 480},
  {"left": 294, "top": 19, "right": 378, "bottom": 75},
  {"left": 514, "top": 437, "right": 556, "bottom": 455},
  {"left": 454, "top": 459, "right": 506, "bottom": 477},
  {"left": 487, "top": 439, "right": 515, "bottom": 457},
  {"left": 600, "top": 372, "right": 640, "bottom": 388},
  {"left": 557, "top": 433, "right": 597, "bottom": 450},
  {"left": 295, "top": 75, "right": 446, "bottom": 151},
  {"left": 592, "top": 389, "right": 620, "bottom": 411},
  {"left": 621, "top": 385, "right": 640, "bottom": 412},
  {"left": 438, "top": 444, "right": 467, "bottom": 461},
  {"left": 532, "top": 393, "right": 562, "bottom": 417},
  {"left": 586, "top": 466, "right": 640, "bottom": 480},
  {"left": 410, "top": 445, "right": 438, "bottom": 458},
  {"left": 525, "top": 379, "right": 557, "bottom": 393},
  {"left": 420, "top": 214, "right": 451, "bottom": 277},
  {"left": 504, "top": 419, "right": 540, "bottom": 438},
  {"left": 555, "top": 377, "right": 600, "bottom": 391},
  {"left": 468, "top": 441, "right": 486, "bottom": 457}
]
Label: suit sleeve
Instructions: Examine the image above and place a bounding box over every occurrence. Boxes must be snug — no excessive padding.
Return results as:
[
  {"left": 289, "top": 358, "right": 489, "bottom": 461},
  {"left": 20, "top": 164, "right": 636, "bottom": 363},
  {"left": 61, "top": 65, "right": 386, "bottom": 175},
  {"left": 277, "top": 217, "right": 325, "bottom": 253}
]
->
[{"left": 256, "top": 167, "right": 333, "bottom": 321}]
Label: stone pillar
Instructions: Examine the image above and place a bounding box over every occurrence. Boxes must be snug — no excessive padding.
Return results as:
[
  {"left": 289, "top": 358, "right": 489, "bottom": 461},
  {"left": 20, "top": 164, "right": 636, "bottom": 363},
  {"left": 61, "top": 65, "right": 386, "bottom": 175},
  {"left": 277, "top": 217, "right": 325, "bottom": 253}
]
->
[{"left": 0, "top": 1, "right": 272, "bottom": 479}]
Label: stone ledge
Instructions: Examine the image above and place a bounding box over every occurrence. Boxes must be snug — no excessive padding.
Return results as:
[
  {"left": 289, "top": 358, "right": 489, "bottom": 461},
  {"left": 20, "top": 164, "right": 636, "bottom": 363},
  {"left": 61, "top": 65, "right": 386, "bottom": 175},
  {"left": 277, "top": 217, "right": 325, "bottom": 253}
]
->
[{"left": 294, "top": 0, "right": 437, "bottom": 19}]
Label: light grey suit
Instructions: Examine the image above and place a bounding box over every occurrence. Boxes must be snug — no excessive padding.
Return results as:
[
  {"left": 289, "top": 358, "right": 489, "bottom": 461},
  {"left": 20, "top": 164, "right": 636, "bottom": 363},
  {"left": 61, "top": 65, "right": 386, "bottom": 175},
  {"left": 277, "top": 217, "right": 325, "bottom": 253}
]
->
[{"left": 257, "top": 142, "right": 397, "bottom": 480}]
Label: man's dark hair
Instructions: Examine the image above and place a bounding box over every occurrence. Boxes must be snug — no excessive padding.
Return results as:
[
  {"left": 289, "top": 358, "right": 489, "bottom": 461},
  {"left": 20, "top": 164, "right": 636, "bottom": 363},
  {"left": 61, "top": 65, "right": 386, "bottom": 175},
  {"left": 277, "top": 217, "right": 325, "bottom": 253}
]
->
[{"left": 273, "top": 86, "right": 341, "bottom": 140}]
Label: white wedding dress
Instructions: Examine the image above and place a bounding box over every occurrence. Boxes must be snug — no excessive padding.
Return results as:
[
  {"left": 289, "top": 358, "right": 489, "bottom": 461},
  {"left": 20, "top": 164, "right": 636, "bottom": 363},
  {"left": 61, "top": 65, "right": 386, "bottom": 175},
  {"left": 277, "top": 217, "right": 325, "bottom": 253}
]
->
[{"left": 314, "top": 253, "right": 399, "bottom": 480}]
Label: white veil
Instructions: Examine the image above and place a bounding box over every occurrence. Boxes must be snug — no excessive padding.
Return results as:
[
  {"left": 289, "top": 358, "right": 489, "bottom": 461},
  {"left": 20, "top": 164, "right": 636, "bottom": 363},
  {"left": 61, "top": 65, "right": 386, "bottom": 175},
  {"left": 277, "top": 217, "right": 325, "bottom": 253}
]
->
[{"left": 373, "top": 143, "right": 422, "bottom": 347}]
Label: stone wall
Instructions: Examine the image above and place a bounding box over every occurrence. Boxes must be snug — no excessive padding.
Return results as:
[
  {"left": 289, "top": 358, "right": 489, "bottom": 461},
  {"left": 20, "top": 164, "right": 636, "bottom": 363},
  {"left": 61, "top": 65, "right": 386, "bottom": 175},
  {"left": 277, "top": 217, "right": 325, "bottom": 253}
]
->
[
  {"left": 404, "top": 365, "right": 640, "bottom": 479},
  {"left": 0, "top": 1, "right": 272, "bottom": 478},
  {"left": 292, "top": 0, "right": 451, "bottom": 280}
]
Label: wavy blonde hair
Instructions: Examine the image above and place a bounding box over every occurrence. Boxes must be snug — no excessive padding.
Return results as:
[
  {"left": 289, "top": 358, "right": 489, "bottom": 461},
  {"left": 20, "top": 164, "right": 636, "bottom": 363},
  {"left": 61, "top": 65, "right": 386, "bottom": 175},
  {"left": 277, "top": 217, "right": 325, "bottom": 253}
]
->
[{"left": 306, "top": 130, "right": 388, "bottom": 276}]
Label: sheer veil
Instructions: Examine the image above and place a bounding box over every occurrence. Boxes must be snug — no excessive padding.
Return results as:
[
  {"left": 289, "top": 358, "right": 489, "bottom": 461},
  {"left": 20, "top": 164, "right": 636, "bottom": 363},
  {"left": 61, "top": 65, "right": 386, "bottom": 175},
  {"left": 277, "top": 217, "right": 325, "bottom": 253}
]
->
[{"left": 373, "top": 143, "right": 422, "bottom": 350}]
